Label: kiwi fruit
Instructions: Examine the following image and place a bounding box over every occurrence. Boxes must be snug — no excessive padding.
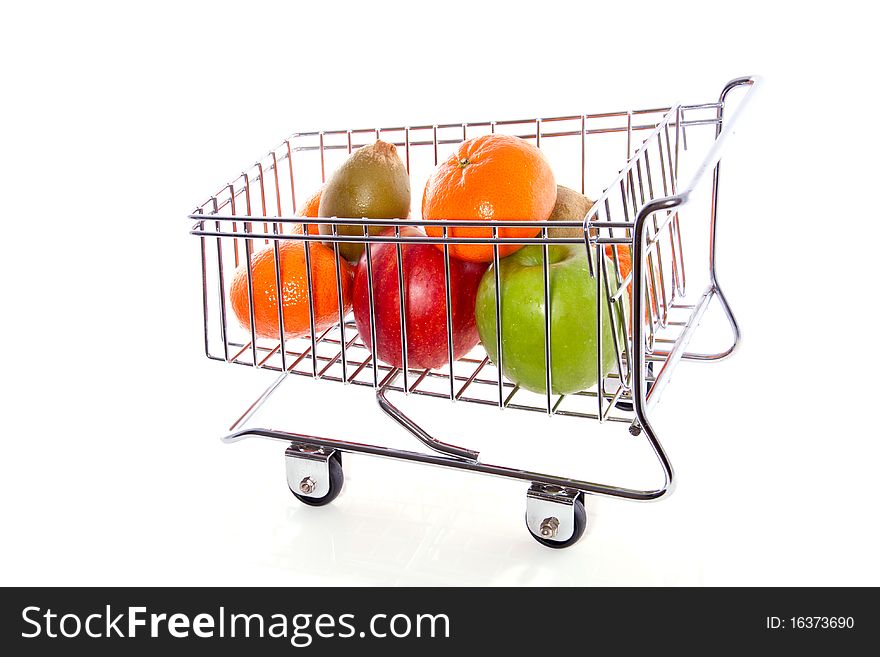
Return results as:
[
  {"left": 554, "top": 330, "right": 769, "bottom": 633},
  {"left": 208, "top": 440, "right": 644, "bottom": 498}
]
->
[
  {"left": 547, "top": 185, "right": 595, "bottom": 240},
  {"left": 318, "top": 140, "right": 411, "bottom": 262}
]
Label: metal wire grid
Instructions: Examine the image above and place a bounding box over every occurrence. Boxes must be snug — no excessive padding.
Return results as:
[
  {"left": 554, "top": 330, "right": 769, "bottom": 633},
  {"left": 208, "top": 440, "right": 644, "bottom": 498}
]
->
[
  {"left": 209, "top": 305, "right": 696, "bottom": 425},
  {"left": 191, "top": 103, "right": 722, "bottom": 425}
]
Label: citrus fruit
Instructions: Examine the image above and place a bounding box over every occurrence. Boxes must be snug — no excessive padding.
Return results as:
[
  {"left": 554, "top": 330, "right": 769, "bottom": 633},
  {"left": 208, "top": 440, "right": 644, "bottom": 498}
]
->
[
  {"left": 606, "top": 245, "right": 632, "bottom": 282},
  {"left": 230, "top": 240, "right": 353, "bottom": 340},
  {"left": 605, "top": 245, "right": 660, "bottom": 325},
  {"left": 292, "top": 187, "right": 321, "bottom": 235},
  {"left": 422, "top": 134, "right": 556, "bottom": 263}
]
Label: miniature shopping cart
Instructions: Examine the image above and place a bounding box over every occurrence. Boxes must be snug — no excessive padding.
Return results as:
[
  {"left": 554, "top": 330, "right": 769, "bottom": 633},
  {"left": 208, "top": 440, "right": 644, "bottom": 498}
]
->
[{"left": 190, "top": 76, "right": 759, "bottom": 548}]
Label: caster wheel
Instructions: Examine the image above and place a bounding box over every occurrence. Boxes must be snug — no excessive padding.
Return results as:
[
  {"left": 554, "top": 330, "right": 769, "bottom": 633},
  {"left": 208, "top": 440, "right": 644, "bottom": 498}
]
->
[
  {"left": 526, "top": 493, "right": 587, "bottom": 549},
  {"left": 290, "top": 451, "right": 344, "bottom": 507}
]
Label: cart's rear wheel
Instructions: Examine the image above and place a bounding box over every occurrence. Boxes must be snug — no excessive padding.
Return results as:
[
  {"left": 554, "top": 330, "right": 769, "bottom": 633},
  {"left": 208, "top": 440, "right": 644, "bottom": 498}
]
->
[
  {"left": 525, "top": 490, "right": 587, "bottom": 549},
  {"left": 290, "top": 451, "right": 344, "bottom": 507}
]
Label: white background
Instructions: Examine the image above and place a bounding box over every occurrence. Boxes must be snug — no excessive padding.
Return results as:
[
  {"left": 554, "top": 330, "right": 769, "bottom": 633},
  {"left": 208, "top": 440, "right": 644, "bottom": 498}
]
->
[{"left": 1, "top": 0, "right": 877, "bottom": 586}]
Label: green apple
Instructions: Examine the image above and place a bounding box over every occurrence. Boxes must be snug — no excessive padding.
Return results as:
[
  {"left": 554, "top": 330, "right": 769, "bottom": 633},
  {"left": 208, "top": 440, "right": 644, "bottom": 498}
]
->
[{"left": 475, "top": 244, "right": 618, "bottom": 395}]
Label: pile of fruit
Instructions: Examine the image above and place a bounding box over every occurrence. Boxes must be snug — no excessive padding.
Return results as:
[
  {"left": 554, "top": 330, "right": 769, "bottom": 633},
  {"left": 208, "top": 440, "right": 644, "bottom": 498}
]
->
[{"left": 230, "top": 135, "right": 629, "bottom": 395}]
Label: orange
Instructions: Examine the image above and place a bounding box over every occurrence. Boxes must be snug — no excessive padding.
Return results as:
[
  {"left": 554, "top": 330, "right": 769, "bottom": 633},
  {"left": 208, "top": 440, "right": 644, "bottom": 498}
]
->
[
  {"left": 301, "top": 187, "right": 322, "bottom": 217},
  {"left": 605, "top": 245, "right": 658, "bottom": 321},
  {"left": 422, "top": 134, "right": 556, "bottom": 262},
  {"left": 230, "top": 240, "right": 353, "bottom": 340},
  {"left": 606, "top": 245, "right": 632, "bottom": 283},
  {"left": 292, "top": 187, "right": 321, "bottom": 235}
]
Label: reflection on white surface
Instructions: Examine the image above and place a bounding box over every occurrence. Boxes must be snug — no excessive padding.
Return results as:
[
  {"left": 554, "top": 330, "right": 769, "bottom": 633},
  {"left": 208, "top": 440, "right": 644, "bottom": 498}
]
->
[{"left": 219, "top": 447, "right": 704, "bottom": 586}]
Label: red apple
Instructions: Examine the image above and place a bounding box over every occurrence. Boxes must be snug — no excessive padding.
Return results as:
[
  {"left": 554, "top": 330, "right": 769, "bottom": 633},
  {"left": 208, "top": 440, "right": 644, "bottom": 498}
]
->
[{"left": 353, "top": 226, "right": 488, "bottom": 370}]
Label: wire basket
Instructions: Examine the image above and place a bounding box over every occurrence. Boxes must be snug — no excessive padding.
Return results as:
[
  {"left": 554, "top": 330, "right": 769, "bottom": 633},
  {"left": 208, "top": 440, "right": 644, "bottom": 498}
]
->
[{"left": 190, "top": 76, "right": 758, "bottom": 547}]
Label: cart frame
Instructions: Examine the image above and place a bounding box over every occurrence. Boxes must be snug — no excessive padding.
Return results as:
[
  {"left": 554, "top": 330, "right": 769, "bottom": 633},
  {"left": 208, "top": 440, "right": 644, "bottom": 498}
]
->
[{"left": 190, "top": 76, "right": 759, "bottom": 546}]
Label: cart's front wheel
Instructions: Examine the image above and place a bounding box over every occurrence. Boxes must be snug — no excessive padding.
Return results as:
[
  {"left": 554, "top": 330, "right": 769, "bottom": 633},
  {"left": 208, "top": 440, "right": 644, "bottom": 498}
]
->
[
  {"left": 525, "top": 489, "right": 587, "bottom": 549},
  {"left": 288, "top": 450, "right": 344, "bottom": 507}
]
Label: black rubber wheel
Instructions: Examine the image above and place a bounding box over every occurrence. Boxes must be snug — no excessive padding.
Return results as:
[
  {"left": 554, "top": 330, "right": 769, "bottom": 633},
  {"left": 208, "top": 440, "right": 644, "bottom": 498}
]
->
[
  {"left": 526, "top": 494, "right": 587, "bottom": 549},
  {"left": 290, "top": 451, "right": 344, "bottom": 507}
]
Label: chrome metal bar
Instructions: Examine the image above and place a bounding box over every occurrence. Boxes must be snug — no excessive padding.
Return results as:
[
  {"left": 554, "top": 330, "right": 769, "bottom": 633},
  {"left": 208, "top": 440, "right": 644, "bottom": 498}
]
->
[
  {"left": 318, "top": 331, "right": 360, "bottom": 378},
  {"left": 193, "top": 108, "right": 720, "bottom": 219},
  {"left": 286, "top": 126, "right": 671, "bottom": 153},
  {"left": 581, "top": 105, "right": 679, "bottom": 235},
  {"left": 646, "top": 286, "right": 714, "bottom": 408},
  {"left": 347, "top": 352, "right": 373, "bottom": 384},
  {"left": 198, "top": 217, "right": 210, "bottom": 358},
  {"left": 229, "top": 341, "right": 254, "bottom": 363},
  {"left": 503, "top": 384, "right": 519, "bottom": 408},
  {"left": 191, "top": 228, "right": 601, "bottom": 245},
  {"left": 286, "top": 140, "right": 297, "bottom": 215},
  {"left": 363, "top": 224, "right": 379, "bottom": 387},
  {"left": 600, "top": 244, "right": 626, "bottom": 391},
  {"left": 580, "top": 115, "right": 586, "bottom": 194},
  {"left": 271, "top": 150, "right": 283, "bottom": 218},
  {"left": 541, "top": 228, "right": 553, "bottom": 414},
  {"left": 224, "top": 425, "right": 668, "bottom": 501},
  {"left": 640, "top": 153, "right": 670, "bottom": 328},
  {"left": 595, "top": 242, "right": 604, "bottom": 421},
  {"left": 376, "top": 369, "right": 480, "bottom": 462},
  {"left": 442, "top": 226, "right": 455, "bottom": 401},
  {"left": 700, "top": 77, "right": 757, "bottom": 361},
  {"left": 280, "top": 324, "right": 337, "bottom": 374},
  {"left": 228, "top": 184, "right": 240, "bottom": 268},
  {"left": 404, "top": 126, "right": 410, "bottom": 174},
  {"left": 330, "top": 223, "right": 347, "bottom": 382},
  {"left": 302, "top": 226, "right": 318, "bottom": 378},
  {"left": 408, "top": 368, "right": 431, "bottom": 394},
  {"left": 191, "top": 215, "right": 594, "bottom": 228},
  {"left": 630, "top": 197, "right": 677, "bottom": 495},
  {"left": 255, "top": 162, "right": 269, "bottom": 243},
  {"left": 271, "top": 234, "right": 288, "bottom": 372},
  {"left": 228, "top": 368, "right": 290, "bottom": 433},
  {"left": 455, "top": 356, "right": 490, "bottom": 400},
  {"left": 212, "top": 201, "right": 230, "bottom": 362},
  {"left": 663, "top": 136, "right": 684, "bottom": 300},
  {"left": 318, "top": 132, "right": 326, "bottom": 182},
  {"left": 394, "top": 226, "right": 409, "bottom": 392},
  {"left": 492, "top": 227, "right": 504, "bottom": 408},
  {"left": 626, "top": 110, "right": 632, "bottom": 159},
  {"left": 241, "top": 180, "right": 259, "bottom": 367},
  {"left": 256, "top": 344, "right": 281, "bottom": 368}
]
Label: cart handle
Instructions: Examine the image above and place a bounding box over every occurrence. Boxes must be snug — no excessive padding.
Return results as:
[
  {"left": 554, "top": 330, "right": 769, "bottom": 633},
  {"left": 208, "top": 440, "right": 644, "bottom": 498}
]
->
[{"left": 629, "top": 75, "right": 760, "bottom": 492}]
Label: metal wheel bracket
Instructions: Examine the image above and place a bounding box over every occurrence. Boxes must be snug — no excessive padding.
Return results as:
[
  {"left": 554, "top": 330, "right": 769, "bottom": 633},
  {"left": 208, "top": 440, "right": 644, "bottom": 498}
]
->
[
  {"left": 526, "top": 484, "right": 580, "bottom": 543},
  {"left": 285, "top": 443, "right": 336, "bottom": 500}
]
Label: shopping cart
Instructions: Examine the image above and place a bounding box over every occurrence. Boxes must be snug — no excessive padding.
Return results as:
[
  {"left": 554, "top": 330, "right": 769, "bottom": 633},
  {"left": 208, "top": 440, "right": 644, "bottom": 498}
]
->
[{"left": 190, "top": 76, "right": 759, "bottom": 548}]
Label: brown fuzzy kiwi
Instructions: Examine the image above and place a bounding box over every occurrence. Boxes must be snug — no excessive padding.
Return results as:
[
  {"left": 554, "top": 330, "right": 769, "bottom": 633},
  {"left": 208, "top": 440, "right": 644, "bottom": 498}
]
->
[
  {"left": 318, "top": 140, "right": 411, "bottom": 262},
  {"left": 547, "top": 185, "right": 595, "bottom": 240}
]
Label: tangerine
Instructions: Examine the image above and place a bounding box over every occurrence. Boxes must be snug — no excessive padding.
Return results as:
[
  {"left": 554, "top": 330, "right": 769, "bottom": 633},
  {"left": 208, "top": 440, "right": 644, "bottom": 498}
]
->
[
  {"left": 230, "top": 240, "right": 353, "bottom": 340},
  {"left": 422, "top": 134, "right": 556, "bottom": 263},
  {"left": 606, "top": 245, "right": 632, "bottom": 283},
  {"left": 605, "top": 245, "right": 659, "bottom": 323},
  {"left": 292, "top": 187, "right": 321, "bottom": 236}
]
